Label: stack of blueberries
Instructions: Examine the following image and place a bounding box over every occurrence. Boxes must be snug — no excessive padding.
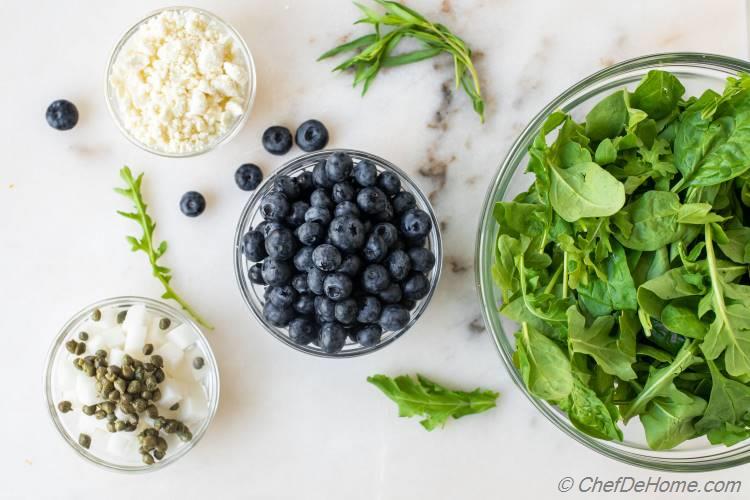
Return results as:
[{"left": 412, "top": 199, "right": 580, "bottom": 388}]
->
[{"left": 242, "top": 152, "right": 437, "bottom": 353}]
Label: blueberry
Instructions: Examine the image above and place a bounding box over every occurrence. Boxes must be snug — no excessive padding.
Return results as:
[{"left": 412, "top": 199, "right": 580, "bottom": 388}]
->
[
  {"left": 295, "top": 222, "right": 326, "bottom": 246},
  {"left": 178, "top": 191, "right": 206, "bottom": 217},
  {"left": 356, "top": 324, "right": 383, "bottom": 347},
  {"left": 356, "top": 187, "right": 387, "bottom": 215},
  {"left": 261, "top": 221, "right": 284, "bottom": 238},
  {"left": 312, "top": 161, "right": 334, "bottom": 188},
  {"left": 408, "top": 237, "right": 427, "bottom": 249},
  {"left": 293, "top": 293, "right": 316, "bottom": 315},
  {"left": 307, "top": 267, "right": 326, "bottom": 295},
  {"left": 403, "top": 272, "right": 431, "bottom": 300},
  {"left": 386, "top": 249, "right": 412, "bottom": 281},
  {"left": 378, "top": 283, "right": 403, "bottom": 304},
  {"left": 401, "top": 299, "right": 417, "bottom": 310},
  {"left": 267, "top": 285, "right": 297, "bottom": 308},
  {"left": 295, "top": 171, "right": 314, "bottom": 193},
  {"left": 288, "top": 317, "right": 318, "bottom": 345},
  {"left": 265, "top": 228, "right": 296, "bottom": 260},
  {"left": 352, "top": 160, "right": 378, "bottom": 187},
  {"left": 262, "top": 126, "right": 293, "bottom": 155},
  {"left": 319, "top": 323, "right": 347, "bottom": 353},
  {"left": 334, "top": 201, "right": 361, "bottom": 218},
  {"left": 305, "top": 206, "right": 332, "bottom": 226},
  {"left": 295, "top": 119, "right": 329, "bottom": 152},
  {"left": 273, "top": 175, "right": 301, "bottom": 200},
  {"left": 260, "top": 192, "right": 290, "bottom": 221},
  {"left": 310, "top": 188, "right": 333, "bottom": 209},
  {"left": 294, "top": 246, "right": 315, "bottom": 271},
  {"left": 235, "top": 164, "right": 263, "bottom": 191},
  {"left": 379, "top": 304, "right": 410, "bottom": 331},
  {"left": 323, "top": 273, "right": 353, "bottom": 301},
  {"left": 332, "top": 182, "right": 355, "bottom": 203},
  {"left": 373, "top": 199, "right": 394, "bottom": 222},
  {"left": 312, "top": 244, "right": 342, "bottom": 271},
  {"left": 408, "top": 247, "right": 436, "bottom": 272},
  {"left": 292, "top": 274, "right": 310, "bottom": 293},
  {"left": 286, "top": 200, "right": 310, "bottom": 226},
  {"left": 337, "top": 254, "right": 362, "bottom": 277},
  {"left": 263, "top": 302, "right": 295, "bottom": 327},
  {"left": 357, "top": 296, "right": 382, "bottom": 323},
  {"left": 373, "top": 223, "right": 398, "bottom": 248},
  {"left": 314, "top": 296, "right": 336, "bottom": 323},
  {"left": 377, "top": 171, "right": 401, "bottom": 195},
  {"left": 392, "top": 191, "right": 417, "bottom": 214},
  {"left": 334, "top": 298, "right": 358, "bottom": 324},
  {"left": 248, "top": 263, "right": 265, "bottom": 284},
  {"left": 242, "top": 230, "right": 267, "bottom": 262},
  {"left": 362, "top": 264, "right": 390, "bottom": 293},
  {"left": 328, "top": 215, "right": 366, "bottom": 252},
  {"left": 400, "top": 208, "right": 432, "bottom": 240},
  {"left": 325, "top": 152, "right": 353, "bottom": 182},
  {"left": 46, "top": 99, "right": 79, "bottom": 130},
  {"left": 302, "top": 223, "right": 326, "bottom": 247},
  {"left": 261, "top": 258, "right": 293, "bottom": 286},
  {"left": 363, "top": 233, "right": 388, "bottom": 262}
]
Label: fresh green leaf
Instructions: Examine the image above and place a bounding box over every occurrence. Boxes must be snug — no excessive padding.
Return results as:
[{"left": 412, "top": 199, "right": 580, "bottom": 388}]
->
[
  {"left": 631, "top": 70, "right": 686, "bottom": 120},
  {"left": 567, "top": 306, "right": 637, "bottom": 380},
  {"left": 549, "top": 162, "right": 625, "bottom": 222},
  {"left": 640, "top": 384, "right": 706, "bottom": 450},
  {"left": 514, "top": 323, "right": 574, "bottom": 400}
]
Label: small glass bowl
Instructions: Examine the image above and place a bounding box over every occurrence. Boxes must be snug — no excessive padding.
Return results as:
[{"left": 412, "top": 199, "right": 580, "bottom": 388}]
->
[
  {"left": 44, "top": 296, "right": 220, "bottom": 472},
  {"left": 234, "top": 149, "right": 443, "bottom": 358},
  {"left": 476, "top": 53, "right": 750, "bottom": 471},
  {"left": 104, "top": 6, "right": 256, "bottom": 157}
]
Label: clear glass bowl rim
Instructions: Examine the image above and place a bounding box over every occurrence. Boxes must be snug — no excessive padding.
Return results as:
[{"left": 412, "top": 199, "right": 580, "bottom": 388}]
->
[
  {"left": 103, "top": 5, "right": 257, "bottom": 158},
  {"left": 233, "top": 149, "right": 444, "bottom": 358},
  {"left": 475, "top": 52, "right": 750, "bottom": 472},
  {"left": 44, "top": 296, "right": 221, "bottom": 473}
]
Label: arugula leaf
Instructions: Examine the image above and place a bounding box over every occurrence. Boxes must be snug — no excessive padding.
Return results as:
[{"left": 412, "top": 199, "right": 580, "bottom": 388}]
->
[
  {"left": 640, "top": 384, "right": 706, "bottom": 450},
  {"left": 577, "top": 241, "right": 637, "bottom": 316},
  {"left": 115, "top": 167, "right": 213, "bottom": 330},
  {"left": 559, "top": 372, "right": 623, "bottom": 441},
  {"left": 367, "top": 374, "right": 498, "bottom": 430},
  {"left": 695, "top": 359, "right": 750, "bottom": 436},
  {"left": 567, "top": 306, "right": 637, "bottom": 380}
]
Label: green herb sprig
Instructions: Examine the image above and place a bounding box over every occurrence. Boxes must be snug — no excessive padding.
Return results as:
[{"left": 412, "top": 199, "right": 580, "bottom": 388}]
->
[
  {"left": 319, "top": 0, "right": 485, "bottom": 122},
  {"left": 115, "top": 166, "right": 213, "bottom": 330},
  {"left": 368, "top": 374, "right": 498, "bottom": 430}
]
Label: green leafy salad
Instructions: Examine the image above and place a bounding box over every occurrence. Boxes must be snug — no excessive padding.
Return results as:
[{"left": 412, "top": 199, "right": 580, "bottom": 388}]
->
[{"left": 492, "top": 70, "right": 750, "bottom": 450}]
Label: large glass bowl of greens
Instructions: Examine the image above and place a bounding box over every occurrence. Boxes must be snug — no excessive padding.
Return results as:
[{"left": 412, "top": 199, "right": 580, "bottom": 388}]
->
[{"left": 476, "top": 53, "right": 750, "bottom": 471}]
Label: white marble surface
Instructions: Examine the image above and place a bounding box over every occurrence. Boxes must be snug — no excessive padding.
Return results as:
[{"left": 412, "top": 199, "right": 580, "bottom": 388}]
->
[{"left": 2, "top": 0, "right": 749, "bottom": 498}]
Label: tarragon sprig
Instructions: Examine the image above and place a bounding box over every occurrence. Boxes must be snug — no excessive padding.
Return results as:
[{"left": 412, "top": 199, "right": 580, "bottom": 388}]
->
[
  {"left": 115, "top": 166, "right": 213, "bottom": 330},
  {"left": 318, "top": 0, "right": 485, "bottom": 122}
]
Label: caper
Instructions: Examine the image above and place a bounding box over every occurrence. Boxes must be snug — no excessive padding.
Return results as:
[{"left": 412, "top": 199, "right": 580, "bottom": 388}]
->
[
  {"left": 192, "top": 357, "right": 205, "bottom": 370},
  {"left": 106, "top": 421, "right": 116, "bottom": 433},
  {"left": 169, "top": 403, "right": 180, "bottom": 411},
  {"left": 153, "top": 450, "right": 165, "bottom": 461},
  {"left": 134, "top": 399, "right": 147, "bottom": 413},
  {"left": 121, "top": 365, "right": 134, "bottom": 380},
  {"left": 135, "top": 368, "right": 145, "bottom": 382},
  {"left": 115, "top": 420, "right": 127, "bottom": 432},
  {"left": 78, "top": 433, "right": 91, "bottom": 449},
  {"left": 78, "top": 331, "right": 89, "bottom": 341},
  {"left": 94, "top": 410, "right": 106, "bottom": 420},
  {"left": 177, "top": 429, "right": 193, "bottom": 442},
  {"left": 73, "top": 358, "right": 83, "bottom": 371},
  {"left": 108, "top": 390, "right": 120, "bottom": 401},
  {"left": 95, "top": 349, "right": 107, "bottom": 359},
  {"left": 143, "top": 362, "right": 156, "bottom": 373},
  {"left": 146, "top": 404, "right": 159, "bottom": 418},
  {"left": 101, "top": 381, "right": 114, "bottom": 395},
  {"left": 127, "top": 380, "right": 142, "bottom": 395},
  {"left": 57, "top": 401, "right": 73, "bottom": 413},
  {"left": 153, "top": 417, "right": 165, "bottom": 430},
  {"left": 82, "top": 405, "right": 96, "bottom": 416},
  {"left": 114, "top": 378, "right": 127, "bottom": 393},
  {"left": 120, "top": 402, "right": 135, "bottom": 415},
  {"left": 101, "top": 401, "right": 116, "bottom": 414},
  {"left": 96, "top": 358, "right": 108, "bottom": 368},
  {"left": 142, "top": 435, "right": 157, "bottom": 450},
  {"left": 156, "top": 436, "right": 168, "bottom": 453},
  {"left": 145, "top": 376, "right": 158, "bottom": 391},
  {"left": 96, "top": 367, "right": 107, "bottom": 379},
  {"left": 122, "top": 354, "right": 133, "bottom": 366},
  {"left": 84, "top": 363, "right": 96, "bottom": 377},
  {"left": 65, "top": 340, "right": 77, "bottom": 354},
  {"left": 121, "top": 393, "right": 134, "bottom": 404},
  {"left": 159, "top": 318, "right": 171, "bottom": 330},
  {"left": 116, "top": 310, "right": 127, "bottom": 324},
  {"left": 75, "top": 342, "right": 86, "bottom": 355},
  {"left": 150, "top": 355, "right": 163, "bottom": 368},
  {"left": 151, "top": 388, "right": 161, "bottom": 402},
  {"left": 142, "top": 343, "right": 154, "bottom": 356},
  {"left": 141, "top": 390, "right": 153, "bottom": 401},
  {"left": 154, "top": 369, "right": 165, "bottom": 384},
  {"left": 141, "top": 453, "right": 155, "bottom": 465},
  {"left": 91, "top": 309, "right": 102, "bottom": 321},
  {"left": 108, "top": 365, "right": 122, "bottom": 376}
]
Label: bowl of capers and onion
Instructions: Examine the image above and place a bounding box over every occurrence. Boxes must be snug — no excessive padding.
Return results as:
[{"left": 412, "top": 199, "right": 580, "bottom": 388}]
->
[{"left": 45, "top": 297, "right": 219, "bottom": 472}]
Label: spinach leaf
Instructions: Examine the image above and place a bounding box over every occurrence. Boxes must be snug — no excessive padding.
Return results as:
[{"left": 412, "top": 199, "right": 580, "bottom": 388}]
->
[
  {"left": 718, "top": 227, "right": 750, "bottom": 263},
  {"left": 514, "top": 323, "right": 573, "bottom": 401},
  {"left": 577, "top": 242, "right": 637, "bottom": 316},
  {"left": 559, "top": 372, "right": 623, "bottom": 441},
  {"left": 695, "top": 360, "right": 750, "bottom": 436},
  {"left": 640, "top": 384, "right": 706, "bottom": 450},
  {"left": 585, "top": 90, "right": 628, "bottom": 141},
  {"left": 631, "top": 70, "right": 685, "bottom": 120},
  {"left": 567, "top": 306, "right": 637, "bottom": 380},
  {"left": 549, "top": 161, "right": 625, "bottom": 222}
]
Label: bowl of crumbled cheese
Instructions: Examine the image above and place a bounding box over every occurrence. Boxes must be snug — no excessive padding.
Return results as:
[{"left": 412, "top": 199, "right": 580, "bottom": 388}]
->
[{"left": 105, "top": 7, "right": 255, "bottom": 157}]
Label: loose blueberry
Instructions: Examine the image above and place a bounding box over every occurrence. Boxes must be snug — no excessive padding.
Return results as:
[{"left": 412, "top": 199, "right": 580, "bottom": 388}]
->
[
  {"left": 400, "top": 208, "right": 432, "bottom": 240},
  {"left": 325, "top": 152, "right": 353, "bottom": 182},
  {"left": 295, "top": 222, "right": 326, "bottom": 246},
  {"left": 295, "top": 171, "right": 314, "bottom": 192},
  {"left": 261, "top": 221, "right": 284, "bottom": 238},
  {"left": 261, "top": 258, "right": 293, "bottom": 286},
  {"left": 265, "top": 228, "right": 296, "bottom": 260},
  {"left": 314, "top": 296, "right": 336, "bottom": 323},
  {"left": 294, "top": 246, "right": 315, "bottom": 272},
  {"left": 356, "top": 324, "right": 383, "bottom": 347},
  {"left": 408, "top": 247, "right": 436, "bottom": 272},
  {"left": 310, "top": 188, "right": 333, "bottom": 209},
  {"left": 307, "top": 267, "right": 326, "bottom": 295},
  {"left": 46, "top": 99, "right": 79, "bottom": 130},
  {"left": 332, "top": 181, "right": 355, "bottom": 203},
  {"left": 334, "top": 299, "right": 358, "bottom": 325},
  {"left": 363, "top": 233, "right": 388, "bottom": 262},
  {"left": 263, "top": 302, "right": 295, "bottom": 327},
  {"left": 288, "top": 317, "right": 318, "bottom": 345},
  {"left": 262, "top": 126, "right": 293, "bottom": 155},
  {"left": 373, "top": 199, "right": 394, "bottom": 222},
  {"left": 312, "top": 244, "right": 342, "bottom": 271},
  {"left": 260, "top": 192, "right": 290, "bottom": 221},
  {"left": 273, "top": 175, "right": 301, "bottom": 200},
  {"left": 352, "top": 160, "right": 378, "bottom": 187},
  {"left": 392, "top": 191, "right": 417, "bottom": 214},
  {"left": 379, "top": 304, "right": 410, "bottom": 331},
  {"left": 305, "top": 206, "right": 332, "bottom": 226},
  {"left": 378, "top": 282, "right": 403, "bottom": 304},
  {"left": 334, "top": 201, "right": 361, "bottom": 218},
  {"left": 267, "top": 285, "right": 297, "bottom": 308},
  {"left": 319, "top": 322, "right": 347, "bottom": 353},
  {"left": 403, "top": 272, "right": 431, "bottom": 300},
  {"left": 328, "top": 215, "right": 366, "bottom": 252},
  {"left": 235, "top": 164, "right": 263, "bottom": 191},
  {"left": 357, "top": 296, "right": 382, "bottom": 323},
  {"left": 293, "top": 293, "right": 316, "bottom": 315},
  {"left": 248, "top": 263, "right": 265, "bottom": 284},
  {"left": 295, "top": 119, "right": 329, "bottom": 152},
  {"left": 312, "top": 160, "right": 333, "bottom": 188},
  {"left": 179, "top": 191, "right": 206, "bottom": 217},
  {"left": 373, "top": 223, "right": 398, "bottom": 248},
  {"left": 292, "top": 274, "right": 310, "bottom": 294},
  {"left": 286, "top": 200, "right": 310, "bottom": 226},
  {"left": 386, "top": 249, "right": 412, "bottom": 281},
  {"left": 377, "top": 171, "right": 401, "bottom": 195},
  {"left": 323, "top": 273, "right": 353, "bottom": 301},
  {"left": 242, "top": 230, "right": 267, "bottom": 262},
  {"left": 356, "top": 187, "right": 387, "bottom": 215},
  {"left": 362, "top": 264, "right": 390, "bottom": 293},
  {"left": 337, "top": 254, "right": 362, "bottom": 277}
]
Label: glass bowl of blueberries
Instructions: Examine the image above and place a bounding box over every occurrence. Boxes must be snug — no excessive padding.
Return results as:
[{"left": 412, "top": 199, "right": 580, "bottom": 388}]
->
[{"left": 234, "top": 149, "right": 443, "bottom": 357}]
